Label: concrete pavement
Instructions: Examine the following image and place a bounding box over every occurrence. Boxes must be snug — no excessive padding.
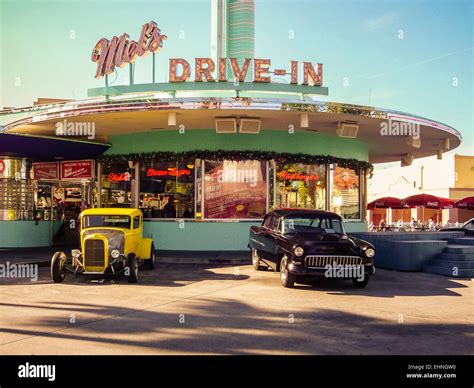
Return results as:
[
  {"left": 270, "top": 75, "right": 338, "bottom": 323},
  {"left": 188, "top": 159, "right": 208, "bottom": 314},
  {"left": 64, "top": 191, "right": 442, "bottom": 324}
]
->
[{"left": 0, "top": 262, "right": 472, "bottom": 355}]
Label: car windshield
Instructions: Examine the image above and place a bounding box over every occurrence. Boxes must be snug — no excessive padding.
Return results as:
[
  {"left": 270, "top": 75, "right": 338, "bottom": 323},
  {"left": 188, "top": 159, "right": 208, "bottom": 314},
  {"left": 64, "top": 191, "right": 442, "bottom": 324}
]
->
[
  {"left": 82, "top": 215, "right": 131, "bottom": 229},
  {"left": 463, "top": 219, "right": 474, "bottom": 230},
  {"left": 281, "top": 216, "right": 345, "bottom": 235}
]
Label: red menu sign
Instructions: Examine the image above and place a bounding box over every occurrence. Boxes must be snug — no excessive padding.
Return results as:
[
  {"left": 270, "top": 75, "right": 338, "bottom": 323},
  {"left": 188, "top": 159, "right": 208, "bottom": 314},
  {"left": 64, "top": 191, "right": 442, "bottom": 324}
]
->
[
  {"left": 61, "top": 160, "right": 95, "bottom": 180},
  {"left": 32, "top": 162, "right": 60, "bottom": 180}
]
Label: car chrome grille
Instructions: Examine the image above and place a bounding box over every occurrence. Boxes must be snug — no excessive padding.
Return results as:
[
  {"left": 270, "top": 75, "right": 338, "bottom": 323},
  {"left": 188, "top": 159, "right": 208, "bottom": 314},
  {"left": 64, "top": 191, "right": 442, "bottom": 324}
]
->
[
  {"left": 84, "top": 239, "right": 105, "bottom": 267},
  {"left": 305, "top": 255, "right": 362, "bottom": 268}
]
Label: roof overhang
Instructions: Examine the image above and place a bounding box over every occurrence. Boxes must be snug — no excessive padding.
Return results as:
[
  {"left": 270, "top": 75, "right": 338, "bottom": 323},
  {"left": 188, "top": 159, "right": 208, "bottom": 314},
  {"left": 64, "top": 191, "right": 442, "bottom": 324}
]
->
[
  {"left": 0, "top": 91, "right": 462, "bottom": 164},
  {"left": 0, "top": 133, "right": 110, "bottom": 161}
]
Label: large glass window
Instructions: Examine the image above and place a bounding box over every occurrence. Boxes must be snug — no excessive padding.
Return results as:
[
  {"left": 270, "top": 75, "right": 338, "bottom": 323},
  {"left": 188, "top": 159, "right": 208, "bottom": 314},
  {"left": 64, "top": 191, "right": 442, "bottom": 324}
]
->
[
  {"left": 101, "top": 161, "right": 132, "bottom": 208},
  {"left": 276, "top": 163, "right": 326, "bottom": 209},
  {"left": 203, "top": 160, "right": 267, "bottom": 219},
  {"left": 139, "top": 160, "right": 195, "bottom": 219},
  {"left": 330, "top": 165, "right": 360, "bottom": 219}
]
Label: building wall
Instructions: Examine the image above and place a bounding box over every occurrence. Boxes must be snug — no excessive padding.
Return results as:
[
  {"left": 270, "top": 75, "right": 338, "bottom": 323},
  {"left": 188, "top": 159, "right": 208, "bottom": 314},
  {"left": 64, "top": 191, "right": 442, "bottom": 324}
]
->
[
  {"left": 144, "top": 219, "right": 367, "bottom": 251},
  {"left": 454, "top": 154, "right": 474, "bottom": 189},
  {"left": 0, "top": 220, "right": 61, "bottom": 248}
]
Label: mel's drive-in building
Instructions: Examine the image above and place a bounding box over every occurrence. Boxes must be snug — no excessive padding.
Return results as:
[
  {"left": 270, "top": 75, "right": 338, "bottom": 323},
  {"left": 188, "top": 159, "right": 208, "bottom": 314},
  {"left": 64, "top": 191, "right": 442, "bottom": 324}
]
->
[{"left": 0, "top": 0, "right": 462, "bottom": 251}]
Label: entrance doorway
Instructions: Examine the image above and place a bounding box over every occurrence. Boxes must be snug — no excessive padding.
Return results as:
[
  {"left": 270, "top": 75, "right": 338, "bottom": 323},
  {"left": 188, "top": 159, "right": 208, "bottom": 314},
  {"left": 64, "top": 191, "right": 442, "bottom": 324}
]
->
[{"left": 36, "top": 181, "right": 96, "bottom": 246}]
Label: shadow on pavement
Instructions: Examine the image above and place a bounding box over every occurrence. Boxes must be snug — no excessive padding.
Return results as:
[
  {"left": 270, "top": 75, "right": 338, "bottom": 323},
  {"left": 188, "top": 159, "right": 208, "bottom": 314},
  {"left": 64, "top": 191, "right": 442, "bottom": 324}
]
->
[{"left": 0, "top": 298, "right": 472, "bottom": 354}]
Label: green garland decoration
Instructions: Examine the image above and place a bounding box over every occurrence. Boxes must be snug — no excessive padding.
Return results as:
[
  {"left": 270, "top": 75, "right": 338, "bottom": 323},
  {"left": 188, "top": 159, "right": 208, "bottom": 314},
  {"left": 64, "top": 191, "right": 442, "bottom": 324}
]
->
[{"left": 98, "top": 150, "right": 373, "bottom": 175}]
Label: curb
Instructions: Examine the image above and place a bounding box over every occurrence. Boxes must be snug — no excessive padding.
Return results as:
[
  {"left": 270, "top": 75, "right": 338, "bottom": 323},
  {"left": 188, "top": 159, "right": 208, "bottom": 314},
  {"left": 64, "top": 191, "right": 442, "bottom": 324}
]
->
[
  {"left": 7, "top": 259, "right": 251, "bottom": 267},
  {"left": 156, "top": 258, "right": 251, "bottom": 265}
]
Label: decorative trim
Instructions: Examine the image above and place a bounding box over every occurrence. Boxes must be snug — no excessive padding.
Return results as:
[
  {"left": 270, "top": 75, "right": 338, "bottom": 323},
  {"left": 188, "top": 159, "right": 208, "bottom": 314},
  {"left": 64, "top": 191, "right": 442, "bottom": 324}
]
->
[{"left": 98, "top": 150, "right": 373, "bottom": 174}]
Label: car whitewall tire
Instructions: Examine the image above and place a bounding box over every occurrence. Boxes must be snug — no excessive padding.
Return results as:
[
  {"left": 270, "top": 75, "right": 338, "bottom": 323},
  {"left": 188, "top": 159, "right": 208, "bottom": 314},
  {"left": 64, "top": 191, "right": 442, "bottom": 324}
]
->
[{"left": 251, "top": 248, "right": 265, "bottom": 271}]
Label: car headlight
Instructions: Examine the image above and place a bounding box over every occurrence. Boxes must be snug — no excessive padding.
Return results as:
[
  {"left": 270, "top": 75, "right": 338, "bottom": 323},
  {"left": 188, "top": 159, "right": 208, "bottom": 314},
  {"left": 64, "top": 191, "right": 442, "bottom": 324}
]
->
[
  {"left": 111, "top": 249, "right": 121, "bottom": 259},
  {"left": 293, "top": 246, "right": 304, "bottom": 257},
  {"left": 71, "top": 249, "right": 81, "bottom": 258},
  {"left": 365, "top": 248, "right": 375, "bottom": 258}
]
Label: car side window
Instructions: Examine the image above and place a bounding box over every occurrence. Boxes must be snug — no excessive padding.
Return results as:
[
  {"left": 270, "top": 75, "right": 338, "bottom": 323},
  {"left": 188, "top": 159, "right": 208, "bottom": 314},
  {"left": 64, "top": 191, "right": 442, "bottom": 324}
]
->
[
  {"left": 270, "top": 216, "right": 280, "bottom": 232},
  {"left": 133, "top": 216, "right": 140, "bottom": 229},
  {"left": 263, "top": 215, "right": 273, "bottom": 229}
]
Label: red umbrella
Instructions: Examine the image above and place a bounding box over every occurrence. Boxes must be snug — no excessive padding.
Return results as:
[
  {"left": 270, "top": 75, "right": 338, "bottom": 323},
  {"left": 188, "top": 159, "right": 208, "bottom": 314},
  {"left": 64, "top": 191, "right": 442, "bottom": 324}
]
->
[
  {"left": 367, "top": 196, "right": 404, "bottom": 209},
  {"left": 455, "top": 197, "right": 474, "bottom": 210},
  {"left": 402, "top": 194, "right": 454, "bottom": 209},
  {"left": 403, "top": 194, "right": 455, "bottom": 225}
]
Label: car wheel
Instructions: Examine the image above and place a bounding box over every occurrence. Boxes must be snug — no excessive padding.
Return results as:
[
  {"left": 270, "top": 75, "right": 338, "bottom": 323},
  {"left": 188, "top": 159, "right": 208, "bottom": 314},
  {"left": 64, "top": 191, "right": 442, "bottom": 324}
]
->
[
  {"left": 125, "top": 253, "right": 138, "bottom": 283},
  {"left": 144, "top": 243, "right": 156, "bottom": 270},
  {"left": 251, "top": 248, "right": 265, "bottom": 271},
  {"left": 51, "top": 252, "right": 67, "bottom": 283},
  {"left": 280, "top": 256, "right": 295, "bottom": 288},
  {"left": 352, "top": 276, "right": 369, "bottom": 288}
]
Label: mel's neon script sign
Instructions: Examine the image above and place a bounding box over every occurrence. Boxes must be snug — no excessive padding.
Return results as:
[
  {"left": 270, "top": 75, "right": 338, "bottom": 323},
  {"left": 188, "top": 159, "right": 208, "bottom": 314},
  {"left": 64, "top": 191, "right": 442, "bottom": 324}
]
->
[
  {"left": 92, "top": 21, "right": 323, "bottom": 86},
  {"left": 92, "top": 21, "right": 167, "bottom": 79}
]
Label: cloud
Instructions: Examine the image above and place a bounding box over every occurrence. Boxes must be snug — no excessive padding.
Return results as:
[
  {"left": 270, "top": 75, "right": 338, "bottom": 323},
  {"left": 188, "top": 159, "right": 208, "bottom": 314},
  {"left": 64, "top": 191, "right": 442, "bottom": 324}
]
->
[{"left": 363, "top": 12, "right": 397, "bottom": 32}]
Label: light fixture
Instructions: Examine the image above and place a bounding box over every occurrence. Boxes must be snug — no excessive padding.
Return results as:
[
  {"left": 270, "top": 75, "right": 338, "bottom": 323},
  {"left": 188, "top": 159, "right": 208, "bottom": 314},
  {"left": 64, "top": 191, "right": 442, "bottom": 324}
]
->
[
  {"left": 337, "top": 121, "right": 359, "bottom": 138},
  {"left": 239, "top": 118, "right": 261, "bottom": 134},
  {"left": 215, "top": 118, "right": 237, "bottom": 133},
  {"left": 300, "top": 113, "right": 309, "bottom": 128},
  {"left": 168, "top": 112, "right": 177, "bottom": 126},
  {"left": 186, "top": 163, "right": 195, "bottom": 169},
  {"left": 443, "top": 138, "right": 450, "bottom": 150}
]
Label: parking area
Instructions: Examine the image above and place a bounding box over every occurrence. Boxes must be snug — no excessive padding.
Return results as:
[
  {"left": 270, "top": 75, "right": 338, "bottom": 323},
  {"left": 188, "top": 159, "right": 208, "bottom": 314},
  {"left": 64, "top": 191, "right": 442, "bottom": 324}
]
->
[{"left": 0, "top": 262, "right": 472, "bottom": 355}]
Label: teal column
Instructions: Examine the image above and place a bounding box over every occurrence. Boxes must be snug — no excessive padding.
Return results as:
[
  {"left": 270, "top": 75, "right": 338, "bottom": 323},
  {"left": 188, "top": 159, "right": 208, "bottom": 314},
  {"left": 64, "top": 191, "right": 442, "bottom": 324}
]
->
[{"left": 226, "top": 0, "right": 255, "bottom": 81}]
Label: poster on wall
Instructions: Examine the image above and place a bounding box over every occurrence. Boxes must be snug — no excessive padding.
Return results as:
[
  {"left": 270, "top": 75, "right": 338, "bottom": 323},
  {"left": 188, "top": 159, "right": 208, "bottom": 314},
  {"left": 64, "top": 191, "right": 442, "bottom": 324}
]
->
[
  {"left": 204, "top": 160, "right": 267, "bottom": 219},
  {"left": 32, "top": 162, "right": 60, "bottom": 180},
  {"left": 61, "top": 160, "right": 95, "bottom": 180}
]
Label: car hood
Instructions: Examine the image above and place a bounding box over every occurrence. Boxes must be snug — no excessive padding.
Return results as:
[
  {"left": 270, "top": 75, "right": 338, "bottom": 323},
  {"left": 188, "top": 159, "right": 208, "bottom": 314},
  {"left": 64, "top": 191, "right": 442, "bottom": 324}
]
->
[{"left": 285, "top": 233, "right": 361, "bottom": 255}]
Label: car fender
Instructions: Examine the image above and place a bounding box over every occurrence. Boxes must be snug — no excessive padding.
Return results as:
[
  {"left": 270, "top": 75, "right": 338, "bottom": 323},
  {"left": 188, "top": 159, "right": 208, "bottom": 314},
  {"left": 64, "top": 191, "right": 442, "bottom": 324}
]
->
[{"left": 137, "top": 238, "right": 154, "bottom": 260}]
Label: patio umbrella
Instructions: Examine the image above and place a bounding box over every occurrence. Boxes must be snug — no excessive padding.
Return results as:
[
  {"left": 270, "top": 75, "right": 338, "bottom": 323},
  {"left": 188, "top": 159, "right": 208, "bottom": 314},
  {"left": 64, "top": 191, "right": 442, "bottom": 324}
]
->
[
  {"left": 402, "top": 194, "right": 454, "bottom": 209},
  {"left": 455, "top": 196, "right": 474, "bottom": 210},
  {"left": 367, "top": 197, "right": 406, "bottom": 228},
  {"left": 402, "top": 194, "right": 455, "bottom": 224},
  {"left": 367, "top": 196, "right": 404, "bottom": 209}
]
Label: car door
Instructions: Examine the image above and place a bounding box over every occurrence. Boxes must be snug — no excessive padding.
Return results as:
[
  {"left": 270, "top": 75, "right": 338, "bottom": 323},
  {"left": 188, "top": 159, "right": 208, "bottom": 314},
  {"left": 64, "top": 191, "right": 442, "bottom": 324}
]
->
[{"left": 250, "top": 215, "right": 275, "bottom": 260}]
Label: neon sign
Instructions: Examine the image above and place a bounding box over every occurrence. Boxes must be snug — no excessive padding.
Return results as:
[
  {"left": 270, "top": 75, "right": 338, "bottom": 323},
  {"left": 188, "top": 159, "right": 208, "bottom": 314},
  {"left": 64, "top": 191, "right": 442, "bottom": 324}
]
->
[
  {"left": 108, "top": 172, "right": 131, "bottom": 182},
  {"left": 277, "top": 171, "right": 320, "bottom": 181},
  {"left": 91, "top": 21, "right": 167, "bottom": 79},
  {"left": 91, "top": 22, "right": 324, "bottom": 86},
  {"left": 146, "top": 168, "right": 191, "bottom": 177},
  {"left": 169, "top": 58, "right": 322, "bottom": 86}
]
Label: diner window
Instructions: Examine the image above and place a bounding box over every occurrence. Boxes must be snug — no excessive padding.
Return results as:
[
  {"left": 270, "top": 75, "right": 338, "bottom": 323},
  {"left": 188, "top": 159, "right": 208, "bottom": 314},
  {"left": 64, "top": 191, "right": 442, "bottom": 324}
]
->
[
  {"left": 139, "top": 160, "right": 195, "bottom": 219},
  {"left": 101, "top": 161, "right": 132, "bottom": 208},
  {"left": 275, "top": 163, "right": 326, "bottom": 210},
  {"left": 330, "top": 165, "right": 360, "bottom": 219},
  {"left": 203, "top": 160, "right": 267, "bottom": 219}
]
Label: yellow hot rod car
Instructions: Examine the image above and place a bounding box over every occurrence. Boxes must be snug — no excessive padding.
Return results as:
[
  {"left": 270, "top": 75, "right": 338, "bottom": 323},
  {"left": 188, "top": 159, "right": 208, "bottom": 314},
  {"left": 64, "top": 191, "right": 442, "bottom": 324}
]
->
[{"left": 51, "top": 208, "right": 155, "bottom": 283}]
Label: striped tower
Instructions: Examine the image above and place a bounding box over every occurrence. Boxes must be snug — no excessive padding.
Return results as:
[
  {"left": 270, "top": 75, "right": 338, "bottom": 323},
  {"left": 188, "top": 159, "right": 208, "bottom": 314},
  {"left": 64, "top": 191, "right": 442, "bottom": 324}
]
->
[{"left": 211, "top": 0, "right": 255, "bottom": 81}]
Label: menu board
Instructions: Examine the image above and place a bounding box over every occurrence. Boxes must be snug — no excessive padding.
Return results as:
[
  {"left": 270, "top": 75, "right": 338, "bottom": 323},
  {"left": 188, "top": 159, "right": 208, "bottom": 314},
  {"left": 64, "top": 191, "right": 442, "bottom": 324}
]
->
[
  {"left": 204, "top": 161, "right": 267, "bottom": 219},
  {"left": 32, "top": 162, "right": 60, "bottom": 180},
  {"left": 61, "top": 160, "right": 95, "bottom": 180}
]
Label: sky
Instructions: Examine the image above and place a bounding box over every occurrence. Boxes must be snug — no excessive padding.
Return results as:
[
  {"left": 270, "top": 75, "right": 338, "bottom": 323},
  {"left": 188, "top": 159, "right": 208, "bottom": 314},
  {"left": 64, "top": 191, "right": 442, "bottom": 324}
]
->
[{"left": 0, "top": 0, "right": 473, "bottom": 156}]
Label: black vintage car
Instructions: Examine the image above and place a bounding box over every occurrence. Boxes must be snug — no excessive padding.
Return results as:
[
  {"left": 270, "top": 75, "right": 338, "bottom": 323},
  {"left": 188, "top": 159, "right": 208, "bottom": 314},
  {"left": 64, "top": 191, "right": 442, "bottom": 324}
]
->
[{"left": 249, "top": 209, "right": 376, "bottom": 288}]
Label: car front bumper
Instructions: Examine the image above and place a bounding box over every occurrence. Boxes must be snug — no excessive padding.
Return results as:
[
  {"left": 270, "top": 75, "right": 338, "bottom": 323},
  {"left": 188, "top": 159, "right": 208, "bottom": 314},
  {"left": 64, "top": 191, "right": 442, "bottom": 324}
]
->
[{"left": 287, "top": 262, "right": 375, "bottom": 278}]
